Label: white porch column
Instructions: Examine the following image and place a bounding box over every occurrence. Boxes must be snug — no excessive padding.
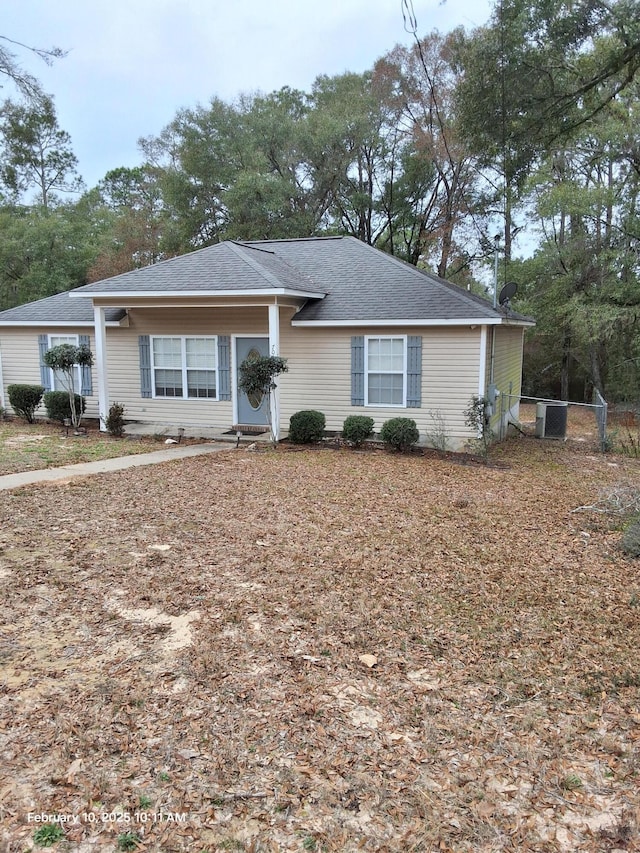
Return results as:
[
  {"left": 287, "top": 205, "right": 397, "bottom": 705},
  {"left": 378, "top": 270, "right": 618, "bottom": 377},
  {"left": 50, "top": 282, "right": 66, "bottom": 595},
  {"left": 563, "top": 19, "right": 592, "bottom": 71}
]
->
[
  {"left": 268, "top": 303, "right": 281, "bottom": 441},
  {"left": 94, "top": 305, "right": 110, "bottom": 431}
]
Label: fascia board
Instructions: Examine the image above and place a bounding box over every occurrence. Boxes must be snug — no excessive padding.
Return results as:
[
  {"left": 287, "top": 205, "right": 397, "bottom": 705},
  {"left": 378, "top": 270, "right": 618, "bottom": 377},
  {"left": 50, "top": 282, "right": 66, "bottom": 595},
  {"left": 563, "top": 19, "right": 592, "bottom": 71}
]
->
[
  {"left": 291, "top": 317, "right": 508, "bottom": 327},
  {"left": 69, "top": 288, "right": 326, "bottom": 300},
  {"left": 0, "top": 320, "right": 122, "bottom": 328}
]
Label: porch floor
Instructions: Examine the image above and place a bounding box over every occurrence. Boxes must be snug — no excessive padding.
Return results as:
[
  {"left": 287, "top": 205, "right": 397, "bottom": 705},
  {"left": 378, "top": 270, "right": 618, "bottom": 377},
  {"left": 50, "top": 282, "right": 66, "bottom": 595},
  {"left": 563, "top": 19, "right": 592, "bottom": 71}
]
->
[{"left": 122, "top": 422, "right": 284, "bottom": 444}]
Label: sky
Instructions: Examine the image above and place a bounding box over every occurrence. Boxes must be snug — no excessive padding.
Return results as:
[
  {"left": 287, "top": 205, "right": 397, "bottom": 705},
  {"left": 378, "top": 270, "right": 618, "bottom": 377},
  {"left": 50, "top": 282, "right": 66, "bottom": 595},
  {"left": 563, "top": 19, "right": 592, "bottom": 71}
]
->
[{"left": 4, "top": 0, "right": 494, "bottom": 191}]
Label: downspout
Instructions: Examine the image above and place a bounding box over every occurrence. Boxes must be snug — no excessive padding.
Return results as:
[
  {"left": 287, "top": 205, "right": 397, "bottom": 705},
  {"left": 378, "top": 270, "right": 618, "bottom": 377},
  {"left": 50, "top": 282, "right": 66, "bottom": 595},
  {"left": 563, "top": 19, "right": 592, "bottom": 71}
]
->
[{"left": 489, "top": 326, "right": 496, "bottom": 388}]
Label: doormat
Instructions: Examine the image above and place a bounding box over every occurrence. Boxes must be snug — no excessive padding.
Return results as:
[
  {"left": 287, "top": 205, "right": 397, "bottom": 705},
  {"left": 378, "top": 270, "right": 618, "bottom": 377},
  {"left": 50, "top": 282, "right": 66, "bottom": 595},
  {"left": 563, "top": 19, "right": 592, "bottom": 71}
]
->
[{"left": 225, "top": 426, "right": 268, "bottom": 436}]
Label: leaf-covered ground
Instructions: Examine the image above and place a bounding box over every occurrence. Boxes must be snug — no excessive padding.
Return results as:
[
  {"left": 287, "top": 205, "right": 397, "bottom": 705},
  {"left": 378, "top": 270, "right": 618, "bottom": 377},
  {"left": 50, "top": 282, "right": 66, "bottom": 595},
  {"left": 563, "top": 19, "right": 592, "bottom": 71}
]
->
[{"left": 1, "top": 412, "right": 639, "bottom": 852}]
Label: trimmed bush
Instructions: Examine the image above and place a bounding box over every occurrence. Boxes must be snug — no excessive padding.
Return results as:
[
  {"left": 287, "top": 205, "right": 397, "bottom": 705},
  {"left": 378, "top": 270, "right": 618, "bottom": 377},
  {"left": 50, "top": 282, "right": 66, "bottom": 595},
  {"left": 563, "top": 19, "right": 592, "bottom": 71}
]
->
[
  {"left": 43, "top": 390, "right": 86, "bottom": 423},
  {"left": 380, "top": 417, "right": 419, "bottom": 451},
  {"left": 7, "top": 384, "right": 44, "bottom": 423},
  {"left": 289, "top": 410, "right": 326, "bottom": 444},
  {"left": 104, "top": 402, "right": 126, "bottom": 437},
  {"left": 342, "top": 415, "right": 375, "bottom": 447}
]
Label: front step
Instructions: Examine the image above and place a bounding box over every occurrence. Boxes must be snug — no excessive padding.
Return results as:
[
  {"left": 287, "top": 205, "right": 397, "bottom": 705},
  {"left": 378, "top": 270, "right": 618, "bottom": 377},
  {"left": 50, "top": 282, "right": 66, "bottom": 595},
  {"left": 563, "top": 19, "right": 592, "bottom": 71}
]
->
[{"left": 230, "top": 424, "right": 270, "bottom": 435}]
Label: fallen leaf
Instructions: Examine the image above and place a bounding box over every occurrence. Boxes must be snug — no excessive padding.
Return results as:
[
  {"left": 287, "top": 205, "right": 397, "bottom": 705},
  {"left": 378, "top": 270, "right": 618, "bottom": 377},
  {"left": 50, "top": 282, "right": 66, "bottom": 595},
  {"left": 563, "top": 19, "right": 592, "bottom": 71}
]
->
[{"left": 65, "top": 758, "right": 83, "bottom": 784}]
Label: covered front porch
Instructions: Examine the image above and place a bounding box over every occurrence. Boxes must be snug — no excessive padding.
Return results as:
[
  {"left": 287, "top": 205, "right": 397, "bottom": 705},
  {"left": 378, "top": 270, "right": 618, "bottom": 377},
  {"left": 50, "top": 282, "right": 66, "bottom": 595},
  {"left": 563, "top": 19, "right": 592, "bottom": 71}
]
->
[{"left": 82, "top": 295, "right": 304, "bottom": 441}]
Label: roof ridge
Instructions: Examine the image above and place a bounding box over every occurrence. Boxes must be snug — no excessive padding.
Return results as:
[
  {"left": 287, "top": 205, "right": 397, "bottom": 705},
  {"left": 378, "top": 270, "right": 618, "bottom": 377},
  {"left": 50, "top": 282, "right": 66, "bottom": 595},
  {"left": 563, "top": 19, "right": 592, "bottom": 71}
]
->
[
  {"left": 224, "top": 241, "right": 290, "bottom": 289},
  {"left": 235, "top": 241, "right": 321, "bottom": 292},
  {"left": 242, "top": 236, "right": 343, "bottom": 246}
]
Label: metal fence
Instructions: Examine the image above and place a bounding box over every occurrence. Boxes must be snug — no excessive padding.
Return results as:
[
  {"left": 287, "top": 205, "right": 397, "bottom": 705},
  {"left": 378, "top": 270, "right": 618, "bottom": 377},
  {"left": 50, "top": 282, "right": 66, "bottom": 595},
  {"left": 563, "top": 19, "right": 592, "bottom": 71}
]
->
[
  {"left": 593, "top": 389, "right": 608, "bottom": 452},
  {"left": 500, "top": 393, "right": 608, "bottom": 451}
]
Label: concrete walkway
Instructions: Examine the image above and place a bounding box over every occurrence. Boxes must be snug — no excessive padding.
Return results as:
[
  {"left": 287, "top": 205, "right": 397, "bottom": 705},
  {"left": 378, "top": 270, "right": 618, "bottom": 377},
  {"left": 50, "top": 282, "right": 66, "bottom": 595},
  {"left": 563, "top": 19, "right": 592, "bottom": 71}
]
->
[{"left": 0, "top": 442, "right": 231, "bottom": 491}]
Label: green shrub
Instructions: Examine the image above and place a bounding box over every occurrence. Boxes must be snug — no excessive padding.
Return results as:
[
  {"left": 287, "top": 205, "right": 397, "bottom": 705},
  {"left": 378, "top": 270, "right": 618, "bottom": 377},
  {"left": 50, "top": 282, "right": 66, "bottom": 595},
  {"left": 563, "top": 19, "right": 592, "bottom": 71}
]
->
[
  {"left": 464, "top": 395, "right": 493, "bottom": 458},
  {"left": 342, "top": 415, "right": 375, "bottom": 447},
  {"left": 7, "top": 384, "right": 45, "bottom": 423},
  {"left": 621, "top": 518, "right": 640, "bottom": 558},
  {"left": 43, "top": 390, "right": 86, "bottom": 423},
  {"left": 104, "top": 401, "right": 126, "bottom": 437},
  {"left": 380, "top": 417, "right": 419, "bottom": 451},
  {"left": 289, "top": 410, "right": 326, "bottom": 444}
]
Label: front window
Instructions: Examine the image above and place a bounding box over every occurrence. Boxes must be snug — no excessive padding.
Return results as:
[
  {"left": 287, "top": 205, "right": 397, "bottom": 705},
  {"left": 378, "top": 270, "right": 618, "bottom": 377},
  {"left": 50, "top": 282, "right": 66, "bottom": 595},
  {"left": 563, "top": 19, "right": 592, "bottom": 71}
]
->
[
  {"left": 151, "top": 336, "right": 217, "bottom": 399},
  {"left": 365, "top": 336, "right": 406, "bottom": 406},
  {"left": 48, "top": 334, "right": 80, "bottom": 393}
]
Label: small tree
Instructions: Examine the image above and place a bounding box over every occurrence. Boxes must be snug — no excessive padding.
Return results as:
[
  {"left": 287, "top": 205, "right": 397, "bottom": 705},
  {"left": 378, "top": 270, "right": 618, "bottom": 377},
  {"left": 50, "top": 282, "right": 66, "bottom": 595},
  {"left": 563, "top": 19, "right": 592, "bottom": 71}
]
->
[
  {"left": 238, "top": 354, "right": 288, "bottom": 444},
  {"left": 42, "top": 343, "right": 93, "bottom": 429},
  {"left": 464, "top": 395, "right": 494, "bottom": 459}
]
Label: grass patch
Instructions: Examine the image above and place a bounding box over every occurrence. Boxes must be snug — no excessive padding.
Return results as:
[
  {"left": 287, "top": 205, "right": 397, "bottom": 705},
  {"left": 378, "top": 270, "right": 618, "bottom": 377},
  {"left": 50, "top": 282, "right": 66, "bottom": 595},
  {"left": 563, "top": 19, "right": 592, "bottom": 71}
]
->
[{"left": 0, "top": 420, "right": 164, "bottom": 476}]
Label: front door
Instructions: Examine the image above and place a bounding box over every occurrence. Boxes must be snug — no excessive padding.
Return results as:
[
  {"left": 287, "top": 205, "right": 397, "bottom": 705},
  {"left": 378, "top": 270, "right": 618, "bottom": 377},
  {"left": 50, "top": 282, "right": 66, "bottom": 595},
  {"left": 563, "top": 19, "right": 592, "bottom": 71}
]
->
[{"left": 236, "top": 337, "right": 270, "bottom": 426}]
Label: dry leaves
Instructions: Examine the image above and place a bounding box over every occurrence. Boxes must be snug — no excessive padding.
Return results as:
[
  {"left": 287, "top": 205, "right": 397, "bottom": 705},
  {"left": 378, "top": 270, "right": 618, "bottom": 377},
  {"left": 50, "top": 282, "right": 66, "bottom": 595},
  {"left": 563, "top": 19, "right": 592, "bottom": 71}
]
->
[{"left": 0, "top": 414, "right": 639, "bottom": 851}]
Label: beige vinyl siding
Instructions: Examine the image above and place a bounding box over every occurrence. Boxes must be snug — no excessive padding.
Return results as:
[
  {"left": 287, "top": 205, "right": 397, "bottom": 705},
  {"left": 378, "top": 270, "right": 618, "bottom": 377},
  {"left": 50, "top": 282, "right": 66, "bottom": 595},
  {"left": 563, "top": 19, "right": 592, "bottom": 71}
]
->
[
  {"left": 0, "top": 327, "right": 99, "bottom": 419},
  {"left": 488, "top": 326, "right": 525, "bottom": 433},
  {"left": 279, "top": 324, "right": 483, "bottom": 450},
  {"left": 106, "top": 307, "right": 270, "bottom": 428}
]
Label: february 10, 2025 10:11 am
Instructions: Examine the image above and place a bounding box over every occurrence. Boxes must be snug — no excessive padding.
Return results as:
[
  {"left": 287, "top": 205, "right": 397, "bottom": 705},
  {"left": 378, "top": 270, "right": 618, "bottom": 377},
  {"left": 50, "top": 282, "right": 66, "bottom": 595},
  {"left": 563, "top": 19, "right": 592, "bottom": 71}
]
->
[{"left": 27, "top": 811, "right": 189, "bottom": 825}]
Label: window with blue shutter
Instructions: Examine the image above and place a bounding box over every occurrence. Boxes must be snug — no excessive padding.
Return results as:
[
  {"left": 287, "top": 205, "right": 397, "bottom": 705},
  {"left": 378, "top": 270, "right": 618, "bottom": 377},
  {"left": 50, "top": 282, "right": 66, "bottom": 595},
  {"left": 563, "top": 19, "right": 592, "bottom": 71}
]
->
[
  {"left": 355, "top": 335, "right": 422, "bottom": 408},
  {"left": 138, "top": 335, "right": 152, "bottom": 398},
  {"left": 218, "top": 335, "right": 231, "bottom": 401},
  {"left": 351, "top": 336, "right": 364, "bottom": 406},
  {"left": 38, "top": 335, "right": 51, "bottom": 390},
  {"left": 78, "top": 334, "right": 93, "bottom": 396},
  {"left": 141, "top": 335, "right": 221, "bottom": 399},
  {"left": 406, "top": 335, "right": 422, "bottom": 408}
]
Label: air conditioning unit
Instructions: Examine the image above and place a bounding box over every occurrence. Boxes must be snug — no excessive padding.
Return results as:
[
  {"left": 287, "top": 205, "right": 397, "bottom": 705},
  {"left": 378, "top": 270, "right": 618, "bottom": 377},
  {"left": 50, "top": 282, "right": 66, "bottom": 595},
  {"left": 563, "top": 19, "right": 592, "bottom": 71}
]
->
[{"left": 535, "top": 401, "right": 568, "bottom": 439}]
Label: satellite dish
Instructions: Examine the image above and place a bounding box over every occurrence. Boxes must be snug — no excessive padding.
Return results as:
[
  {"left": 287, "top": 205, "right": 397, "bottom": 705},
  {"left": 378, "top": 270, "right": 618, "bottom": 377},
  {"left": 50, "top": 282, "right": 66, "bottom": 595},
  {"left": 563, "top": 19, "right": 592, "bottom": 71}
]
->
[{"left": 498, "top": 281, "right": 518, "bottom": 305}]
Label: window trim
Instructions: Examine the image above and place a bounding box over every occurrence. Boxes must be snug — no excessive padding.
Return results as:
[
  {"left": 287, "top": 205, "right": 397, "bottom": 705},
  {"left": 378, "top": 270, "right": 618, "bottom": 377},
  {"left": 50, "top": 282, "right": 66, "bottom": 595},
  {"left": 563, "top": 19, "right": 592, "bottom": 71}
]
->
[
  {"left": 150, "top": 335, "right": 219, "bottom": 401},
  {"left": 48, "top": 333, "right": 81, "bottom": 394},
  {"left": 364, "top": 335, "right": 407, "bottom": 408}
]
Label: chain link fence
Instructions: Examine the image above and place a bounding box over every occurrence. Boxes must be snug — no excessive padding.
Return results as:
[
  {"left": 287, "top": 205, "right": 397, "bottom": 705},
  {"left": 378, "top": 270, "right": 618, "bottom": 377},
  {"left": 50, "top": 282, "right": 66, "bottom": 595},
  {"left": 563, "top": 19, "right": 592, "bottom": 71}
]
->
[{"left": 499, "top": 392, "right": 608, "bottom": 451}]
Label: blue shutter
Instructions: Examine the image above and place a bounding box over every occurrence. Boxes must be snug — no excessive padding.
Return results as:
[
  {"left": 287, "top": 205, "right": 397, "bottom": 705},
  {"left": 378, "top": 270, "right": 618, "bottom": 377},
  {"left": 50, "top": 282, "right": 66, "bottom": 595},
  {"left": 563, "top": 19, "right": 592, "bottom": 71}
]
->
[
  {"left": 78, "top": 334, "right": 93, "bottom": 396},
  {"left": 218, "top": 335, "right": 230, "bottom": 401},
  {"left": 351, "top": 336, "right": 365, "bottom": 406},
  {"left": 139, "top": 335, "right": 152, "bottom": 398},
  {"left": 406, "top": 335, "right": 422, "bottom": 408},
  {"left": 38, "top": 335, "right": 51, "bottom": 391}
]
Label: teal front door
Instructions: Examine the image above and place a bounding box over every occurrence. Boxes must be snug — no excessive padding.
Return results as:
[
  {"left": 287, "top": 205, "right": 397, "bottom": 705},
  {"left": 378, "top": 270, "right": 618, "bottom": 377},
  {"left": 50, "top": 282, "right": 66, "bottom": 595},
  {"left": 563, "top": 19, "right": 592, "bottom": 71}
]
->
[{"left": 236, "top": 337, "right": 270, "bottom": 426}]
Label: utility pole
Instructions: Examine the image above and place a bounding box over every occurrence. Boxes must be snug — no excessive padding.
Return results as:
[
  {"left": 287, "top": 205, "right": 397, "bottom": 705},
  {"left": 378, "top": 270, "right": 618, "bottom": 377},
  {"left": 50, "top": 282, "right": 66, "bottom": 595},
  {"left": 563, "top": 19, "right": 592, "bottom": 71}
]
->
[{"left": 493, "top": 233, "right": 501, "bottom": 309}]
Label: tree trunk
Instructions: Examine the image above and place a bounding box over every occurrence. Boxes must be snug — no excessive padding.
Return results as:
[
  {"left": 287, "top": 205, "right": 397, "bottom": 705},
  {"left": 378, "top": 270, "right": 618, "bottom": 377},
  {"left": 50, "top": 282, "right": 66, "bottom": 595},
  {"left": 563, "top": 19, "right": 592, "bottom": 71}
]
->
[
  {"left": 588, "top": 343, "right": 605, "bottom": 396},
  {"left": 560, "top": 329, "right": 571, "bottom": 400}
]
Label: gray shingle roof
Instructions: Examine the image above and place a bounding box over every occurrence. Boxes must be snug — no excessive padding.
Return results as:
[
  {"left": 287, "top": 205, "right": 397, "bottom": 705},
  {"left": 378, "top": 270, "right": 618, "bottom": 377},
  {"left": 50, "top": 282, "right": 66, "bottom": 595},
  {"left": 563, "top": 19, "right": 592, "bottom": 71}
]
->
[
  {"left": 0, "top": 290, "right": 125, "bottom": 324},
  {"left": 0, "top": 236, "right": 533, "bottom": 326},
  {"left": 243, "top": 236, "right": 509, "bottom": 322},
  {"left": 71, "top": 240, "right": 322, "bottom": 296}
]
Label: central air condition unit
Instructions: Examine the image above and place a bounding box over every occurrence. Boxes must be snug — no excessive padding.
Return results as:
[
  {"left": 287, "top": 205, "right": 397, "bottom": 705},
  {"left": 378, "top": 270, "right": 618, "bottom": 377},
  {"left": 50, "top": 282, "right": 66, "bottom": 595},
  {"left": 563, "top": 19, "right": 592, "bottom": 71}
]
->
[{"left": 535, "top": 401, "right": 568, "bottom": 439}]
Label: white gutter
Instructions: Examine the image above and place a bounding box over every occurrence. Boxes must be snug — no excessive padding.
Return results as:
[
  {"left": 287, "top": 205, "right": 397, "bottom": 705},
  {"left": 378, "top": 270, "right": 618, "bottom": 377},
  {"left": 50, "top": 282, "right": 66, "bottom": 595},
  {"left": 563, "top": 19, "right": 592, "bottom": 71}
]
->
[
  {"left": 0, "top": 321, "right": 123, "bottom": 328},
  {"left": 292, "top": 317, "right": 516, "bottom": 328},
  {"left": 69, "top": 287, "right": 326, "bottom": 300}
]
